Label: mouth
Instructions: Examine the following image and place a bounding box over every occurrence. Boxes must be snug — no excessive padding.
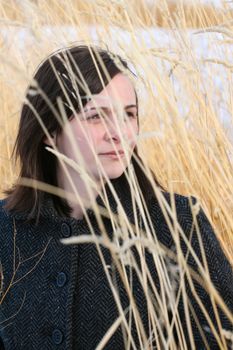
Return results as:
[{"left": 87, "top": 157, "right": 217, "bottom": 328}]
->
[
  {"left": 99, "top": 150, "right": 125, "bottom": 156},
  {"left": 99, "top": 151, "right": 125, "bottom": 158}
]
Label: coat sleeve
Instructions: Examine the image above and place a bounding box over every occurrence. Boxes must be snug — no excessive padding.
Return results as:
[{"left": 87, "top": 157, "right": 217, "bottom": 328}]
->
[
  {"left": 0, "top": 337, "right": 5, "bottom": 350},
  {"left": 177, "top": 197, "right": 233, "bottom": 349},
  {"left": 0, "top": 199, "right": 14, "bottom": 350}
]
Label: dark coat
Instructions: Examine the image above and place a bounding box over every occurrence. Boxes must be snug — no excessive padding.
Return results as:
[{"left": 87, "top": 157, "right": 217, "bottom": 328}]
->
[{"left": 0, "top": 186, "right": 232, "bottom": 350}]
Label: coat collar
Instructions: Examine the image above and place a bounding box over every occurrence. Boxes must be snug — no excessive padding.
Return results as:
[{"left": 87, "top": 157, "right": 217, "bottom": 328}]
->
[{"left": 9, "top": 178, "right": 136, "bottom": 224}]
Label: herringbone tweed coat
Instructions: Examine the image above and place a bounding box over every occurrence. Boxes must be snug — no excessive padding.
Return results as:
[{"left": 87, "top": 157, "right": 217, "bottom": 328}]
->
[{"left": 0, "top": 184, "right": 232, "bottom": 349}]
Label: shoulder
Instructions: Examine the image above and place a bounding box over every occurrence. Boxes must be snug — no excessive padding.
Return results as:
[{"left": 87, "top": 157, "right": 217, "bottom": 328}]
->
[
  {"left": 0, "top": 199, "right": 15, "bottom": 288},
  {"left": 162, "top": 191, "right": 197, "bottom": 207},
  {"left": 149, "top": 191, "right": 198, "bottom": 225},
  {"left": 149, "top": 191, "right": 221, "bottom": 245},
  {"left": 145, "top": 191, "right": 198, "bottom": 249},
  {"left": 0, "top": 198, "right": 12, "bottom": 222},
  {"left": 150, "top": 190, "right": 197, "bottom": 208},
  {"left": 151, "top": 191, "right": 232, "bottom": 268},
  {"left": 0, "top": 198, "right": 6, "bottom": 212},
  {"left": 0, "top": 198, "right": 15, "bottom": 240},
  {"left": 148, "top": 191, "right": 222, "bottom": 252}
]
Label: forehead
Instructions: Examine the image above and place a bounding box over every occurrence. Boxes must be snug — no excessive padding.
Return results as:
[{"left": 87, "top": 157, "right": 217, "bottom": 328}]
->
[{"left": 84, "top": 73, "right": 136, "bottom": 109}]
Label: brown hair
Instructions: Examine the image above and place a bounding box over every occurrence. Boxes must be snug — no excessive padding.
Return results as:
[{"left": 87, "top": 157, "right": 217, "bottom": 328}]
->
[{"left": 5, "top": 45, "right": 163, "bottom": 218}]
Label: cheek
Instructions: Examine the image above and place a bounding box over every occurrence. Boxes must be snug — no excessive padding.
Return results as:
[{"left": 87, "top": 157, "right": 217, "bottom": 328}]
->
[
  {"left": 70, "top": 122, "right": 98, "bottom": 145},
  {"left": 75, "top": 126, "right": 103, "bottom": 159},
  {"left": 85, "top": 125, "right": 104, "bottom": 147},
  {"left": 127, "top": 121, "right": 139, "bottom": 144}
]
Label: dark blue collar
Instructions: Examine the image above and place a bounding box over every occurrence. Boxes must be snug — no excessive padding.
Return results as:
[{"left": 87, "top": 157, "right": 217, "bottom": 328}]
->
[{"left": 8, "top": 179, "right": 135, "bottom": 224}]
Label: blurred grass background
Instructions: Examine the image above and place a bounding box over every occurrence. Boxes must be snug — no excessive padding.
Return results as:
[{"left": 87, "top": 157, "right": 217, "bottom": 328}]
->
[{"left": 0, "top": 0, "right": 232, "bottom": 262}]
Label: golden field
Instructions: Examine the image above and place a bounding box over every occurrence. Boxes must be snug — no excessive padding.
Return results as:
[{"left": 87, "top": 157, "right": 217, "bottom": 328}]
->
[
  {"left": 0, "top": 1, "right": 233, "bottom": 348},
  {"left": 1, "top": 0, "right": 232, "bottom": 255}
]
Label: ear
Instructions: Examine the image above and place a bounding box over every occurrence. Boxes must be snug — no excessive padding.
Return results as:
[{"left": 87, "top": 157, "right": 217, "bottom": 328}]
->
[{"left": 43, "top": 132, "right": 56, "bottom": 146}]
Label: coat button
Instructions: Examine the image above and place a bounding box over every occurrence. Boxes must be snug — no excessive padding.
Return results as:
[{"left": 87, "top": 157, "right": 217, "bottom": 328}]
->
[
  {"left": 61, "top": 223, "right": 71, "bottom": 237},
  {"left": 52, "top": 329, "right": 63, "bottom": 345},
  {"left": 56, "top": 272, "right": 67, "bottom": 287}
]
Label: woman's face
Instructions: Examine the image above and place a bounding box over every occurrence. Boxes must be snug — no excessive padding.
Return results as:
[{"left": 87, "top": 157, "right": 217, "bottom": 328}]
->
[{"left": 51, "top": 73, "right": 139, "bottom": 182}]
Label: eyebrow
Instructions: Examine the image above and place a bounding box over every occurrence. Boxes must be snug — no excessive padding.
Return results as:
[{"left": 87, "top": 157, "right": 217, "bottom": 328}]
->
[{"left": 83, "top": 104, "right": 138, "bottom": 112}]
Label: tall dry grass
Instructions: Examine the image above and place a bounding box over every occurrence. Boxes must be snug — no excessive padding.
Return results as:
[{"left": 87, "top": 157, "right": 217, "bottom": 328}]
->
[{"left": 0, "top": 0, "right": 233, "bottom": 349}]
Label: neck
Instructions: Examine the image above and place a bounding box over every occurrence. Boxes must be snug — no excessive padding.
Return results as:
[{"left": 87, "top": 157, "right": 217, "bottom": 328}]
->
[{"left": 57, "top": 167, "right": 104, "bottom": 219}]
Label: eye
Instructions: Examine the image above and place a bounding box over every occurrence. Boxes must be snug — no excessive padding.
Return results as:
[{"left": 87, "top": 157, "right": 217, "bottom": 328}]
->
[
  {"left": 126, "top": 111, "right": 137, "bottom": 119},
  {"left": 84, "top": 109, "right": 108, "bottom": 122},
  {"left": 86, "top": 114, "right": 100, "bottom": 121}
]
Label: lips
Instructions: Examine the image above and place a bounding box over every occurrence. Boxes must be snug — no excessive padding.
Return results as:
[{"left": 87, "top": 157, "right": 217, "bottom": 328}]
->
[{"left": 100, "top": 150, "right": 124, "bottom": 155}]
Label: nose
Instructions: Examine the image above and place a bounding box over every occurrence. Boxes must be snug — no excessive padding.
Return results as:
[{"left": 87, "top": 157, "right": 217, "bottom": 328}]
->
[{"left": 103, "top": 116, "right": 127, "bottom": 143}]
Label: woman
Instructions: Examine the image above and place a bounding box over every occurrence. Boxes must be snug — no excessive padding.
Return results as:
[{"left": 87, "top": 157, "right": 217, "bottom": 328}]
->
[{"left": 0, "top": 45, "right": 232, "bottom": 349}]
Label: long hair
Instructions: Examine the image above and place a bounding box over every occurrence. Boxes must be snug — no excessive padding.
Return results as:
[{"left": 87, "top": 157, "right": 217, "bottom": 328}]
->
[{"left": 5, "top": 45, "right": 164, "bottom": 218}]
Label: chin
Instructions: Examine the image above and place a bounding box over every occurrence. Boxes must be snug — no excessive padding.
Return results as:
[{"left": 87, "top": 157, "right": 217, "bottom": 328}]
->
[
  {"left": 107, "top": 169, "right": 125, "bottom": 179},
  {"left": 100, "top": 167, "right": 126, "bottom": 180},
  {"left": 94, "top": 163, "right": 128, "bottom": 181}
]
